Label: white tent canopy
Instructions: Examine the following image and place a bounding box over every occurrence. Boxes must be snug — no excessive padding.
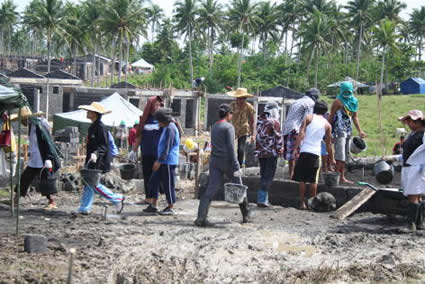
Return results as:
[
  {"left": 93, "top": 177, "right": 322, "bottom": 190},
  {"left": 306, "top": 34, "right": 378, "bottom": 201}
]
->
[
  {"left": 327, "top": 77, "right": 368, "bottom": 89},
  {"left": 132, "top": 58, "right": 154, "bottom": 69},
  {"left": 53, "top": 93, "right": 142, "bottom": 133}
]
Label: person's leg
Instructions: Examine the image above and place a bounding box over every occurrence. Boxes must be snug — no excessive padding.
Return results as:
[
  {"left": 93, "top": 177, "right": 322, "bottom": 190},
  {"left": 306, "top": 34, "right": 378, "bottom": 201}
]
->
[
  {"left": 159, "top": 165, "right": 177, "bottom": 215},
  {"left": 195, "top": 163, "right": 224, "bottom": 226},
  {"left": 142, "top": 155, "right": 155, "bottom": 203},
  {"left": 258, "top": 157, "right": 277, "bottom": 207},
  {"left": 335, "top": 137, "right": 352, "bottom": 184},
  {"left": 287, "top": 132, "right": 298, "bottom": 179},
  {"left": 16, "top": 167, "right": 40, "bottom": 198},
  {"left": 144, "top": 170, "right": 161, "bottom": 212},
  {"left": 298, "top": 182, "right": 307, "bottom": 209},
  {"left": 407, "top": 195, "right": 421, "bottom": 232},
  {"left": 78, "top": 185, "right": 95, "bottom": 214},
  {"left": 258, "top": 158, "right": 267, "bottom": 205},
  {"left": 321, "top": 140, "right": 328, "bottom": 173},
  {"left": 92, "top": 183, "right": 125, "bottom": 213},
  {"left": 237, "top": 135, "right": 248, "bottom": 167}
]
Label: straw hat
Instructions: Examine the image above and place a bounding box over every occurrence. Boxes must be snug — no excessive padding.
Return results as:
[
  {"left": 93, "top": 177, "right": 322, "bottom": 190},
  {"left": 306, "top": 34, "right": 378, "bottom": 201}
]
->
[
  {"left": 10, "top": 106, "right": 44, "bottom": 121},
  {"left": 226, "top": 88, "right": 254, "bottom": 98},
  {"left": 398, "top": 110, "right": 425, "bottom": 121},
  {"left": 78, "top": 102, "right": 111, "bottom": 114}
]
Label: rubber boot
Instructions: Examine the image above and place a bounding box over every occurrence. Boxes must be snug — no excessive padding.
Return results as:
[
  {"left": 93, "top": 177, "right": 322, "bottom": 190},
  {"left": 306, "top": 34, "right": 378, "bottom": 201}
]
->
[
  {"left": 257, "top": 190, "right": 270, "bottom": 208},
  {"left": 416, "top": 202, "right": 425, "bottom": 230},
  {"left": 239, "top": 198, "right": 254, "bottom": 223},
  {"left": 406, "top": 203, "right": 419, "bottom": 232},
  {"left": 194, "top": 197, "right": 213, "bottom": 227}
]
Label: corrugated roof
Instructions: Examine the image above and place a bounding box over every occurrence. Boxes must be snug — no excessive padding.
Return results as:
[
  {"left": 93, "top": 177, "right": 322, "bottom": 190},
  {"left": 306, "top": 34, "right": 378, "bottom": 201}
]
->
[
  {"left": 8, "top": 68, "right": 45, "bottom": 79},
  {"left": 410, "top": 77, "right": 425, "bottom": 84},
  {"left": 46, "top": 69, "right": 81, "bottom": 80}
]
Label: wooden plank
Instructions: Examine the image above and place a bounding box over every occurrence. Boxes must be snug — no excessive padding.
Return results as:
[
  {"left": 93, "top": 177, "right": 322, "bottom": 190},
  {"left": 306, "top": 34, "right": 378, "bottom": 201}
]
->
[{"left": 332, "top": 188, "right": 377, "bottom": 220}]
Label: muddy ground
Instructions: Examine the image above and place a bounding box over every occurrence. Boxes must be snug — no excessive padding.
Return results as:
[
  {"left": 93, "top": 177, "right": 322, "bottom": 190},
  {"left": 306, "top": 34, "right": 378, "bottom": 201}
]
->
[{"left": 0, "top": 170, "right": 424, "bottom": 284}]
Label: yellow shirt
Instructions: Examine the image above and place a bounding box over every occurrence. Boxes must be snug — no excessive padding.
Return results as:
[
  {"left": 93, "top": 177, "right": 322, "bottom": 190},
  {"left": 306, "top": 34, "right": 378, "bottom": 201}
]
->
[{"left": 231, "top": 101, "right": 255, "bottom": 138}]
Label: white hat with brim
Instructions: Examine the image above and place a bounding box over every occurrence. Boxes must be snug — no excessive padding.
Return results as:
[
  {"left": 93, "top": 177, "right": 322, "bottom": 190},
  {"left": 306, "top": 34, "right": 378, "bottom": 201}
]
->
[
  {"left": 10, "top": 106, "right": 44, "bottom": 121},
  {"left": 398, "top": 110, "right": 425, "bottom": 121},
  {"left": 226, "top": 88, "right": 254, "bottom": 98},
  {"left": 78, "top": 102, "right": 111, "bottom": 115}
]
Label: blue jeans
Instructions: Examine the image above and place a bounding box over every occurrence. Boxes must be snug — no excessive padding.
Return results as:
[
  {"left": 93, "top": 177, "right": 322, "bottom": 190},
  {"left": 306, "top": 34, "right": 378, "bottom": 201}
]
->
[
  {"left": 259, "top": 157, "right": 278, "bottom": 192},
  {"left": 79, "top": 183, "right": 124, "bottom": 213}
]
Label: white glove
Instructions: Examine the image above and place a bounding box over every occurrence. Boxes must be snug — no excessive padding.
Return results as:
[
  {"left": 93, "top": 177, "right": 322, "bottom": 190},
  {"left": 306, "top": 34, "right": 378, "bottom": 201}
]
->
[
  {"left": 90, "top": 153, "right": 97, "bottom": 163},
  {"left": 234, "top": 169, "right": 242, "bottom": 178},
  {"left": 44, "top": 160, "right": 53, "bottom": 169},
  {"left": 128, "top": 151, "right": 138, "bottom": 163}
]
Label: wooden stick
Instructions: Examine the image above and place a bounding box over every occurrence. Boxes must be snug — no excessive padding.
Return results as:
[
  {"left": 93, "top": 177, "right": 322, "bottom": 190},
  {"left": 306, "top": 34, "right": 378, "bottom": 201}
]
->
[{"left": 194, "top": 149, "right": 201, "bottom": 199}]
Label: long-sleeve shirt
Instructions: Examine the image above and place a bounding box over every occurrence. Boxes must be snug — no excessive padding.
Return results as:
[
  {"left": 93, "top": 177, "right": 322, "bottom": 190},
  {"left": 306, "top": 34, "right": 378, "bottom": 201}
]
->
[
  {"left": 157, "top": 122, "right": 180, "bottom": 165},
  {"left": 86, "top": 119, "right": 111, "bottom": 173},
  {"left": 255, "top": 114, "right": 283, "bottom": 158},
  {"left": 282, "top": 96, "right": 315, "bottom": 135},
  {"left": 210, "top": 120, "right": 239, "bottom": 172}
]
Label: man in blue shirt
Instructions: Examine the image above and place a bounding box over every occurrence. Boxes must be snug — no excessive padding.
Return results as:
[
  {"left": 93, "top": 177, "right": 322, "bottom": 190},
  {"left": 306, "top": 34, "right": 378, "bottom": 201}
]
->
[{"left": 143, "top": 108, "right": 180, "bottom": 215}]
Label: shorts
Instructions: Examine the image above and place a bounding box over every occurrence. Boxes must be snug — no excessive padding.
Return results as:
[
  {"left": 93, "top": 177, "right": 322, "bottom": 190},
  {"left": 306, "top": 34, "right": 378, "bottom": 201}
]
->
[
  {"left": 321, "top": 141, "right": 328, "bottom": 156},
  {"left": 284, "top": 131, "right": 298, "bottom": 161},
  {"left": 334, "top": 137, "right": 350, "bottom": 162},
  {"left": 293, "top": 152, "right": 321, "bottom": 184}
]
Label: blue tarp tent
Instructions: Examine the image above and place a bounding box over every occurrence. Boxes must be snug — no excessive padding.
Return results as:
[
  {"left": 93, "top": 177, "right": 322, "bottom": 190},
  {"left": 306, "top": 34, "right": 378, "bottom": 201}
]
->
[{"left": 400, "top": 77, "right": 425, "bottom": 95}]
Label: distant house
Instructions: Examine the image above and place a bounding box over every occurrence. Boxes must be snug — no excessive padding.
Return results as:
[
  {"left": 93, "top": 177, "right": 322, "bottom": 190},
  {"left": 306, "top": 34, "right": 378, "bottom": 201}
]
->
[
  {"left": 400, "top": 78, "right": 425, "bottom": 95},
  {"left": 110, "top": 81, "right": 137, "bottom": 89},
  {"left": 260, "top": 86, "right": 303, "bottom": 99},
  {"left": 75, "top": 54, "right": 112, "bottom": 80}
]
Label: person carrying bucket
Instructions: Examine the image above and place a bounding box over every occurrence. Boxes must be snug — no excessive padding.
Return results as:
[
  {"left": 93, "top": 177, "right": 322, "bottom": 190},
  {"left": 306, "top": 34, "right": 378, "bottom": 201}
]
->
[
  {"left": 328, "top": 81, "right": 366, "bottom": 184},
  {"left": 77, "top": 102, "right": 125, "bottom": 215},
  {"left": 195, "top": 104, "right": 253, "bottom": 227}
]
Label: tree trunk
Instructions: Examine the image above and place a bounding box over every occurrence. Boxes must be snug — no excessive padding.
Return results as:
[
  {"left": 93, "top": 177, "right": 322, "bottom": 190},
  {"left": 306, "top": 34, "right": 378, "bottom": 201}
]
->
[
  {"left": 237, "top": 32, "right": 245, "bottom": 88},
  {"left": 208, "top": 27, "right": 213, "bottom": 71},
  {"left": 188, "top": 26, "right": 194, "bottom": 86},
  {"left": 378, "top": 46, "right": 386, "bottom": 155},
  {"left": 125, "top": 38, "right": 130, "bottom": 84},
  {"left": 118, "top": 35, "right": 122, "bottom": 83},
  {"left": 306, "top": 46, "right": 315, "bottom": 85},
  {"left": 289, "top": 27, "right": 295, "bottom": 59},
  {"left": 151, "top": 21, "right": 155, "bottom": 42},
  {"left": 47, "top": 32, "right": 51, "bottom": 73},
  {"left": 314, "top": 47, "right": 319, "bottom": 88},
  {"left": 419, "top": 37, "right": 422, "bottom": 62},
  {"left": 72, "top": 46, "right": 77, "bottom": 76},
  {"left": 91, "top": 39, "right": 96, "bottom": 87},
  {"left": 111, "top": 38, "right": 115, "bottom": 85},
  {"left": 284, "top": 30, "right": 288, "bottom": 64},
  {"left": 356, "top": 22, "right": 363, "bottom": 81}
]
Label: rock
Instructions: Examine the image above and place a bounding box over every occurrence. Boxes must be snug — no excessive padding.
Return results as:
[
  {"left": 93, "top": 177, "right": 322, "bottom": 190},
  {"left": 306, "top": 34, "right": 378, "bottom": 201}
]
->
[
  {"left": 24, "top": 234, "right": 48, "bottom": 253},
  {"left": 307, "top": 192, "right": 337, "bottom": 212}
]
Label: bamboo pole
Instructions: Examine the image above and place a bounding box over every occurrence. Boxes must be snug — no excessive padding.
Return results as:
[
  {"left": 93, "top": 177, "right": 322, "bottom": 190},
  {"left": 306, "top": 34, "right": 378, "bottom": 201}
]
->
[
  {"left": 9, "top": 112, "right": 14, "bottom": 217},
  {"left": 15, "top": 107, "right": 22, "bottom": 235}
]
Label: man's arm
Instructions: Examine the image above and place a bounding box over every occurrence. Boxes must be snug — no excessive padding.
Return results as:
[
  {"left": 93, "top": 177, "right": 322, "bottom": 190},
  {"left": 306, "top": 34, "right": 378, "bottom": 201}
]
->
[
  {"left": 352, "top": 111, "right": 366, "bottom": 138},
  {"left": 325, "top": 122, "right": 335, "bottom": 165},
  {"left": 248, "top": 105, "right": 256, "bottom": 142},
  {"left": 327, "top": 100, "right": 341, "bottom": 125}
]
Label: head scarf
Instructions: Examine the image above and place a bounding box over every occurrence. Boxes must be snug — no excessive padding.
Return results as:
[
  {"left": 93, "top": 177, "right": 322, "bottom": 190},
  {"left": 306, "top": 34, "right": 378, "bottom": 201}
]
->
[
  {"left": 337, "top": 81, "right": 358, "bottom": 113},
  {"left": 136, "top": 96, "right": 163, "bottom": 137},
  {"left": 305, "top": 88, "right": 321, "bottom": 102},
  {"left": 264, "top": 102, "right": 280, "bottom": 120}
]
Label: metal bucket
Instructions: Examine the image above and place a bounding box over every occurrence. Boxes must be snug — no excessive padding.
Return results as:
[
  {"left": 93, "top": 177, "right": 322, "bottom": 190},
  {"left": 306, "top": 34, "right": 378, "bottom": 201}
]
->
[
  {"left": 374, "top": 160, "right": 394, "bottom": 185},
  {"left": 324, "top": 172, "right": 340, "bottom": 187},
  {"left": 80, "top": 169, "right": 102, "bottom": 187},
  {"left": 350, "top": 136, "right": 367, "bottom": 154},
  {"left": 224, "top": 183, "right": 248, "bottom": 204}
]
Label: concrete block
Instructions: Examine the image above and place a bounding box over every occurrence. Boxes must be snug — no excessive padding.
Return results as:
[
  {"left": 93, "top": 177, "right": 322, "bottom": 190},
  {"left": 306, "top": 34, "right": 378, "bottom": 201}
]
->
[{"left": 24, "top": 234, "right": 47, "bottom": 253}]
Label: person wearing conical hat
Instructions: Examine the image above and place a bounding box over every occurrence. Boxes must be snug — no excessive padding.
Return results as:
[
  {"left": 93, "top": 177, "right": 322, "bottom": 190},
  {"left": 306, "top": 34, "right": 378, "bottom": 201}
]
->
[
  {"left": 77, "top": 102, "right": 125, "bottom": 215},
  {"left": 12, "top": 106, "right": 61, "bottom": 210},
  {"left": 227, "top": 88, "right": 256, "bottom": 167}
]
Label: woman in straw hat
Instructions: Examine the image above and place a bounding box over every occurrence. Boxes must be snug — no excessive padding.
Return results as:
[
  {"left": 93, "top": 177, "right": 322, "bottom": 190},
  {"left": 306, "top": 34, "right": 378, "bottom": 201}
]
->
[
  {"left": 227, "top": 88, "right": 256, "bottom": 167},
  {"left": 398, "top": 110, "right": 425, "bottom": 232},
  {"left": 12, "top": 106, "right": 61, "bottom": 210},
  {"left": 77, "top": 102, "right": 125, "bottom": 215}
]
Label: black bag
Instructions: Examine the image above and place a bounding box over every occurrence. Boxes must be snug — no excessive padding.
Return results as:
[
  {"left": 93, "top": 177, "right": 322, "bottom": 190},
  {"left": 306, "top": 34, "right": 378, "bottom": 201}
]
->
[{"left": 38, "top": 169, "right": 58, "bottom": 196}]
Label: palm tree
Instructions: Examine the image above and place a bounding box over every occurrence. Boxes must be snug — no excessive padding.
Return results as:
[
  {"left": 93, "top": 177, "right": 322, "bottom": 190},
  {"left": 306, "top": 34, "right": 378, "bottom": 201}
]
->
[
  {"left": 147, "top": 4, "right": 164, "bottom": 42},
  {"left": 299, "top": 9, "right": 331, "bottom": 88},
  {"left": 0, "top": 0, "right": 18, "bottom": 56},
  {"left": 410, "top": 7, "right": 425, "bottom": 61},
  {"left": 228, "top": 0, "right": 259, "bottom": 87},
  {"left": 346, "top": 0, "right": 375, "bottom": 80},
  {"left": 22, "top": 0, "right": 67, "bottom": 73},
  {"left": 375, "top": 0, "right": 406, "bottom": 23},
  {"left": 199, "top": 0, "right": 223, "bottom": 70},
  {"left": 372, "top": 18, "right": 399, "bottom": 154},
  {"left": 101, "top": 0, "right": 147, "bottom": 84},
  {"left": 156, "top": 18, "right": 178, "bottom": 63},
  {"left": 303, "top": 0, "right": 336, "bottom": 17},
  {"left": 174, "top": 0, "right": 198, "bottom": 85},
  {"left": 277, "top": 0, "right": 301, "bottom": 58},
  {"left": 256, "top": 2, "right": 279, "bottom": 59}
]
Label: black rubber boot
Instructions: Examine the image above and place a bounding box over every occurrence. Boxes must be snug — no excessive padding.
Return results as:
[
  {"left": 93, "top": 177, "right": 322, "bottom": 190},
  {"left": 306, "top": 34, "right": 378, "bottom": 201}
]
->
[
  {"left": 194, "top": 197, "right": 213, "bottom": 227},
  {"left": 416, "top": 202, "right": 425, "bottom": 230},
  {"left": 406, "top": 203, "right": 419, "bottom": 232},
  {"left": 239, "top": 198, "right": 254, "bottom": 223}
]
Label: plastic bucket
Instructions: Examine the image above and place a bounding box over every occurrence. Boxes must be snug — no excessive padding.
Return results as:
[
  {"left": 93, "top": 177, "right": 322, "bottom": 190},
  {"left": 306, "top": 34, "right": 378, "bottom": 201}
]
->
[
  {"left": 374, "top": 160, "right": 394, "bottom": 185},
  {"left": 324, "top": 172, "right": 340, "bottom": 187},
  {"left": 224, "top": 183, "right": 248, "bottom": 204},
  {"left": 80, "top": 169, "right": 102, "bottom": 187},
  {"left": 350, "top": 136, "right": 367, "bottom": 154},
  {"left": 119, "top": 163, "right": 136, "bottom": 180}
]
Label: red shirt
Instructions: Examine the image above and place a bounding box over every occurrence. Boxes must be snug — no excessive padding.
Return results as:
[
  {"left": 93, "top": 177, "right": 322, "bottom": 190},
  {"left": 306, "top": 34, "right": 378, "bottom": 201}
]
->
[{"left": 128, "top": 127, "right": 137, "bottom": 146}]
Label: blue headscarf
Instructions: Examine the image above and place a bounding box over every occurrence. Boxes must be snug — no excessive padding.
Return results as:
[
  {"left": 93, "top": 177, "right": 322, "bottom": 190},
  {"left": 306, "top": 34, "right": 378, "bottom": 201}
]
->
[{"left": 337, "top": 81, "right": 358, "bottom": 113}]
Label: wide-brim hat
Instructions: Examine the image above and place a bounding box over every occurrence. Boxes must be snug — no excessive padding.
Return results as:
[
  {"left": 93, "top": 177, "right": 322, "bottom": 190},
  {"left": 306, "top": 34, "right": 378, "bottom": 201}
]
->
[
  {"left": 78, "top": 102, "right": 111, "bottom": 115},
  {"left": 398, "top": 110, "right": 425, "bottom": 121},
  {"left": 226, "top": 88, "right": 254, "bottom": 98},
  {"left": 10, "top": 106, "right": 44, "bottom": 121}
]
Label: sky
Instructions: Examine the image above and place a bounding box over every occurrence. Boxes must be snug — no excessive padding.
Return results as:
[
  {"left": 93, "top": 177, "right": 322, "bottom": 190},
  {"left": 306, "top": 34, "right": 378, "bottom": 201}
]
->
[{"left": 16, "top": 0, "right": 422, "bottom": 18}]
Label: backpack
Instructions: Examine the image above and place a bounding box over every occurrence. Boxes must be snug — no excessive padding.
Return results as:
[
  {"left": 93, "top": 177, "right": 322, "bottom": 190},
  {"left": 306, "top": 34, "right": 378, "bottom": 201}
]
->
[{"left": 107, "top": 131, "right": 119, "bottom": 157}]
